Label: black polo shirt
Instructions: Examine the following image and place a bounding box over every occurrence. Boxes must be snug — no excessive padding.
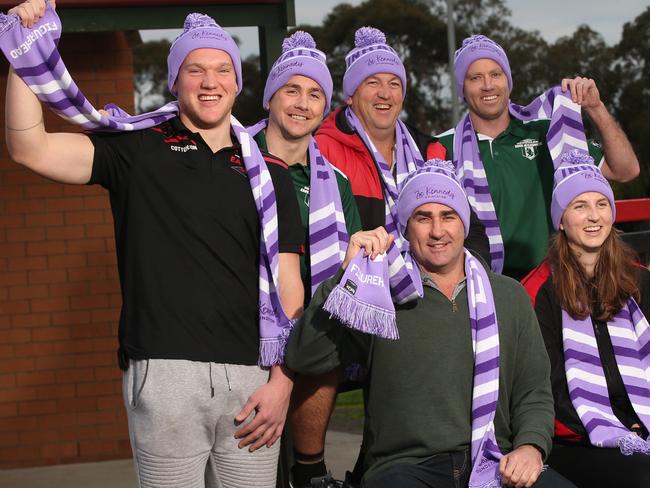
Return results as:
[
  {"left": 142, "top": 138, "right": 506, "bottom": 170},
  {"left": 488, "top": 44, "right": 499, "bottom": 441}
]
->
[{"left": 88, "top": 117, "right": 303, "bottom": 366}]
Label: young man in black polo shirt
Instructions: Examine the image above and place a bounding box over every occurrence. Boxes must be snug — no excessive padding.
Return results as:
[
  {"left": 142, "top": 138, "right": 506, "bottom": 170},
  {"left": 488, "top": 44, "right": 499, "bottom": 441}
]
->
[{"left": 5, "top": 2, "right": 303, "bottom": 487}]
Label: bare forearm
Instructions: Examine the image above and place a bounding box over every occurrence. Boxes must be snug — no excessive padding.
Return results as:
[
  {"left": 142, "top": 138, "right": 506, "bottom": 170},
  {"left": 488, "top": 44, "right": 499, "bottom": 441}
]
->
[
  {"left": 585, "top": 102, "right": 639, "bottom": 182},
  {"left": 278, "top": 252, "right": 304, "bottom": 319},
  {"left": 279, "top": 281, "right": 304, "bottom": 320}
]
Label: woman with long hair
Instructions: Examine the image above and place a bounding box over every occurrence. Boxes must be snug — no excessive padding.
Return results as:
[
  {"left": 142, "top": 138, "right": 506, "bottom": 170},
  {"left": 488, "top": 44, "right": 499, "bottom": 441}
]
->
[{"left": 523, "top": 151, "right": 650, "bottom": 487}]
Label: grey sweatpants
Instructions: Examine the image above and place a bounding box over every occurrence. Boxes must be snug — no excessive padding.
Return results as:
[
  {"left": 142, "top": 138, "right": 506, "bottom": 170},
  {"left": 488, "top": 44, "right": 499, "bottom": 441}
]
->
[{"left": 123, "top": 359, "right": 280, "bottom": 488}]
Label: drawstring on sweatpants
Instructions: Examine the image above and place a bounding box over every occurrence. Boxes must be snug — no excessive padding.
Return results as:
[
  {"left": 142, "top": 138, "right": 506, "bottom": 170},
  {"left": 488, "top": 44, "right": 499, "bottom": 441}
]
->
[
  {"left": 209, "top": 362, "right": 214, "bottom": 398},
  {"left": 223, "top": 364, "right": 232, "bottom": 391}
]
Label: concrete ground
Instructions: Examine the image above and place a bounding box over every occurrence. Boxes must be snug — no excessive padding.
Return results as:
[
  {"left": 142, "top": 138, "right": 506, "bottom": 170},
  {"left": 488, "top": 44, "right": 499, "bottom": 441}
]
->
[{"left": 0, "top": 430, "right": 362, "bottom": 488}]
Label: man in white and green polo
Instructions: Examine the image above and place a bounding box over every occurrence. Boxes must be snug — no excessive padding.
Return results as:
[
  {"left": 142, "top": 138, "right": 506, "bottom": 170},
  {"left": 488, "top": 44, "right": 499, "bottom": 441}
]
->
[{"left": 437, "top": 34, "right": 639, "bottom": 279}]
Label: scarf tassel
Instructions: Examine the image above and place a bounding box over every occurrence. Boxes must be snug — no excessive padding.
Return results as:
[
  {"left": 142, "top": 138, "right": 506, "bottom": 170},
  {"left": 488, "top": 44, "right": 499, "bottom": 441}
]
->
[
  {"left": 323, "top": 285, "right": 399, "bottom": 340},
  {"left": 258, "top": 334, "right": 289, "bottom": 368},
  {"left": 619, "top": 433, "right": 650, "bottom": 456},
  {"left": 469, "top": 479, "right": 502, "bottom": 488}
]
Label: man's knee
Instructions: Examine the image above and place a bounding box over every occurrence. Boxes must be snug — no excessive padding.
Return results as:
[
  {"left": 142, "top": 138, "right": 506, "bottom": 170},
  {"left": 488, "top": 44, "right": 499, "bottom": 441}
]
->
[
  {"left": 210, "top": 442, "right": 280, "bottom": 488},
  {"left": 134, "top": 449, "right": 209, "bottom": 488}
]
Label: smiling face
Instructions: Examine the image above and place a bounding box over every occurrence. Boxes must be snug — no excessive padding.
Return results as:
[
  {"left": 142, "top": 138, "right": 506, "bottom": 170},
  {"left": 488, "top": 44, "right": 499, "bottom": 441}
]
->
[
  {"left": 267, "top": 75, "right": 327, "bottom": 141},
  {"left": 347, "top": 73, "right": 403, "bottom": 137},
  {"left": 560, "top": 191, "right": 614, "bottom": 256},
  {"left": 173, "top": 48, "right": 238, "bottom": 132},
  {"left": 463, "top": 58, "right": 510, "bottom": 124},
  {"left": 406, "top": 202, "right": 465, "bottom": 277}
]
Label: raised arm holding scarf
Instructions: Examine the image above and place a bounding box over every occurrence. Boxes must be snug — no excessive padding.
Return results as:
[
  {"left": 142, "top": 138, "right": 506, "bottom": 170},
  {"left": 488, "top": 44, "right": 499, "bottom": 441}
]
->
[{"left": 0, "top": 5, "right": 292, "bottom": 366}]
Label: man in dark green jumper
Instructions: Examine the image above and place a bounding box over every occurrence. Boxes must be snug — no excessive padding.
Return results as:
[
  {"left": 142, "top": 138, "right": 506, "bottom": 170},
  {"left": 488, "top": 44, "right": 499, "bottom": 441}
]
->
[
  {"left": 286, "top": 162, "right": 576, "bottom": 488},
  {"left": 437, "top": 35, "right": 639, "bottom": 279},
  {"left": 249, "top": 31, "right": 362, "bottom": 487}
]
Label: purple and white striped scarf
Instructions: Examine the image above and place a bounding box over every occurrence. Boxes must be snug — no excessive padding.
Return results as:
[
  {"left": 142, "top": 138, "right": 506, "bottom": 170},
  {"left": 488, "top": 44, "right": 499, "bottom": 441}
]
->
[
  {"left": 562, "top": 299, "right": 650, "bottom": 454},
  {"left": 321, "top": 108, "right": 423, "bottom": 338},
  {"left": 464, "top": 250, "right": 505, "bottom": 488},
  {"left": 248, "top": 120, "right": 349, "bottom": 296},
  {"left": 0, "top": 5, "right": 291, "bottom": 367},
  {"left": 453, "top": 87, "right": 589, "bottom": 273},
  {"left": 345, "top": 107, "right": 423, "bottom": 305}
]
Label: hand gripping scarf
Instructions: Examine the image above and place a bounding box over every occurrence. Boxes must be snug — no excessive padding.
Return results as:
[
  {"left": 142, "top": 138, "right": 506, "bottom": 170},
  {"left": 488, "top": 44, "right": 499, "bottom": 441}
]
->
[
  {"left": 248, "top": 120, "right": 349, "bottom": 297},
  {"left": 321, "top": 108, "right": 423, "bottom": 339},
  {"left": 562, "top": 298, "right": 650, "bottom": 454},
  {"left": 453, "top": 86, "right": 590, "bottom": 273},
  {"left": 466, "top": 249, "right": 505, "bottom": 488},
  {"left": 0, "top": 5, "right": 291, "bottom": 367}
]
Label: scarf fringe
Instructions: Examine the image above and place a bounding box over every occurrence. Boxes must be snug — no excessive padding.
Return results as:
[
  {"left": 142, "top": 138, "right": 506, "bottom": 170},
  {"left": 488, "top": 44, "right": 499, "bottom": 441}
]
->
[
  {"left": 323, "top": 285, "right": 399, "bottom": 340},
  {"left": 619, "top": 433, "right": 650, "bottom": 455},
  {"left": 469, "top": 480, "right": 501, "bottom": 488},
  {"left": 0, "top": 14, "right": 17, "bottom": 36},
  {"left": 468, "top": 465, "right": 547, "bottom": 488},
  {"left": 468, "top": 470, "right": 502, "bottom": 488},
  {"left": 258, "top": 334, "right": 289, "bottom": 368}
]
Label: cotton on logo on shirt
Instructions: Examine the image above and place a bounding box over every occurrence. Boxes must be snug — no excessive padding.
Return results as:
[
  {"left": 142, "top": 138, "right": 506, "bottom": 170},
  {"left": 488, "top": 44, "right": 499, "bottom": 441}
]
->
[
  {"left": 514, "top": 138, "right": 542, "bottom": 160},
  {"left": 151, "top": 126, "right": 198, "bottom": 153},
  {"left": 170, "top": 144, "right": 198, "bottom": 152}
]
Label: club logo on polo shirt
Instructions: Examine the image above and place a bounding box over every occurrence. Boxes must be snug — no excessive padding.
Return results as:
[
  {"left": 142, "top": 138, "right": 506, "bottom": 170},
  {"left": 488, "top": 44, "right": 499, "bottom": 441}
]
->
[
  {"left": 514, "top": 138, "right": 542, "bottom": 160},
  {"left": 152, "top": 126, "right": 198, "bottom": 152},
  {"left": 230, "top": 154, "right": 248, "bottom": 178},
  {"left": 299, "top": 185, "right": 310, "bottom": 205}
]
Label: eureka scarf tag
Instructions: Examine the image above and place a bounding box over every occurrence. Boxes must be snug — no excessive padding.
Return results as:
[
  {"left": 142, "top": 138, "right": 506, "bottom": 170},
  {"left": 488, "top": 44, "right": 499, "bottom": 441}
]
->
[{"left": 323, "top": 249, "right": 398, "bottom": 339}]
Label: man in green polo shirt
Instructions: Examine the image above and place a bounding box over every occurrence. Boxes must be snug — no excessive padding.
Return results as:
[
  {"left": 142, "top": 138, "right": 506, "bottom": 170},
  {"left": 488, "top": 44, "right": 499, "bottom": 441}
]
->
[
  {"left": 250, "top": 31, "right": 361, "bottom": 307},
  {"left": 254, "top": 126, "right": 361, "bottom": 305},
  {"left": 437, "top": 34, "right": 639, "bottom": 279},
  {"left": 249, "top": 31, "right": 361, "bottom": 488}
]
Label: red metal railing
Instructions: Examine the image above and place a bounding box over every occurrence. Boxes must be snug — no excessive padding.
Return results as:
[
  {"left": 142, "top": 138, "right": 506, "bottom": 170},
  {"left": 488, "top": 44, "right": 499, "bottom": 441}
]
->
[
  {"left": 615, "top": 198, "right": 650, "bottom": 223},
  {"left": 616, "top": 198, "right": 650, "bottom": 263}
]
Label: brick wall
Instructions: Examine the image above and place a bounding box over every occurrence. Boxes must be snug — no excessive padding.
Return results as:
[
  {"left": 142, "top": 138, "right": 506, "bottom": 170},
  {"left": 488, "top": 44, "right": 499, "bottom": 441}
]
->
[{"left": 0, "top": 31, "right": 135, "bottom": 468}]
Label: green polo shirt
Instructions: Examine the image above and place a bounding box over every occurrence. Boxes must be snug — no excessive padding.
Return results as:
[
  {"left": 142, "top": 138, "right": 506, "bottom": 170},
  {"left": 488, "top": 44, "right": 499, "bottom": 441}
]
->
[
  {"left": 254, "top": 130, "right": 362, "bottom": 304},
  {"left": 437, "top": 118, "right": 603, "bottom": 279}
]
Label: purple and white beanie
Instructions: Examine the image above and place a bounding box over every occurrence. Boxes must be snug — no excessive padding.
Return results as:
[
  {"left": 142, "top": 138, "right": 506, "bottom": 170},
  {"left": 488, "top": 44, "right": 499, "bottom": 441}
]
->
[
  {"left": 397, "top": 159, "right": 471, "bottom": 238},
  {"left": 551, "top": 150, "right": 616, "bottom": 229},
  {"left": 263, "top": 31, "right": 333, "bottom": 113},
  {"left": 167, "top": 13, "right": 242, "bottom": 96},
  {"left": 343, "top": 26, "right": 406, "bottom": 99},
  {"left": 453, "top": 34, "right": 512, "bottom": 99}
]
